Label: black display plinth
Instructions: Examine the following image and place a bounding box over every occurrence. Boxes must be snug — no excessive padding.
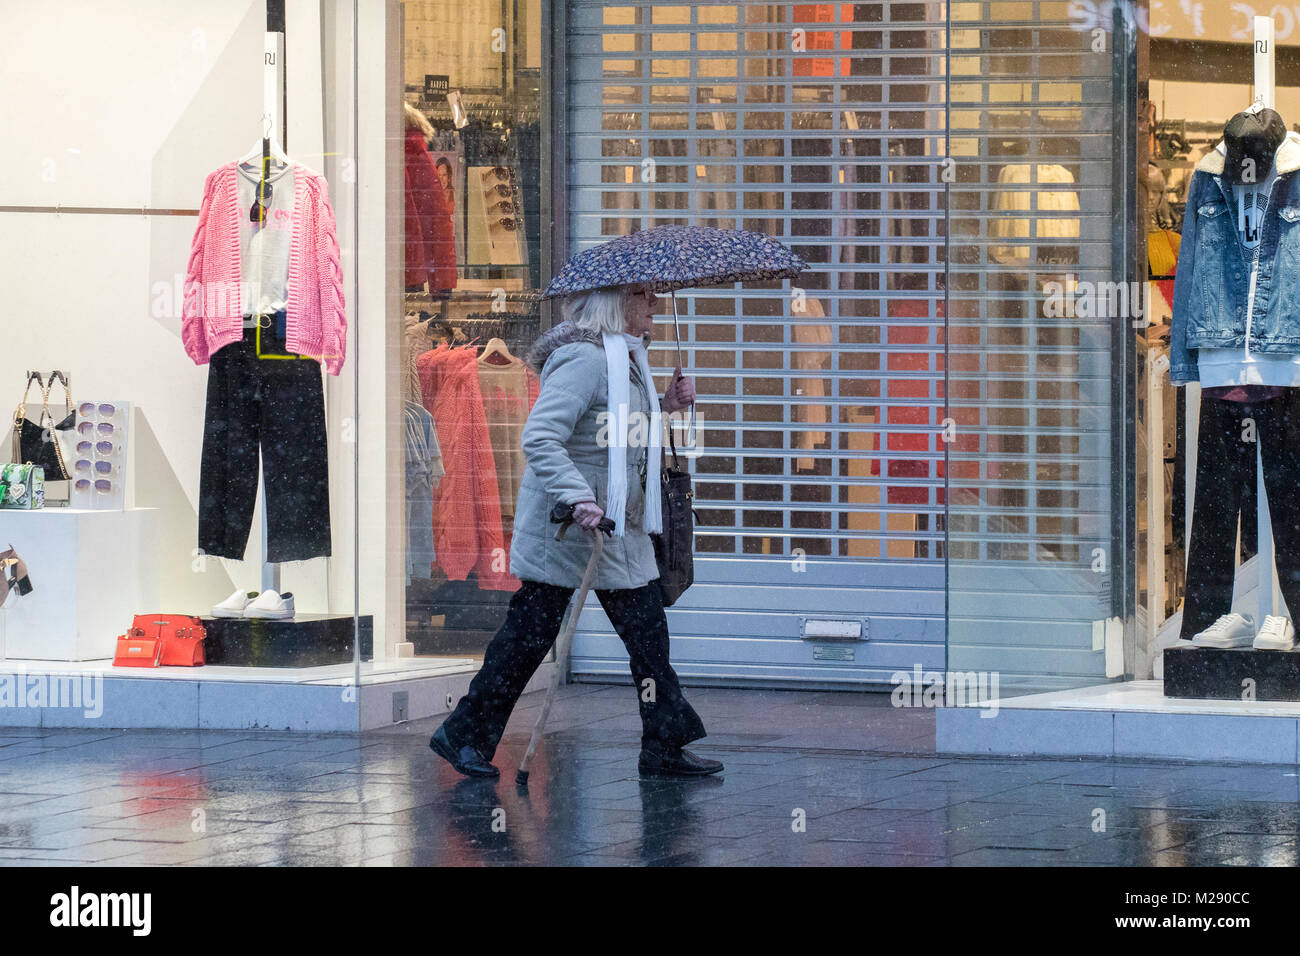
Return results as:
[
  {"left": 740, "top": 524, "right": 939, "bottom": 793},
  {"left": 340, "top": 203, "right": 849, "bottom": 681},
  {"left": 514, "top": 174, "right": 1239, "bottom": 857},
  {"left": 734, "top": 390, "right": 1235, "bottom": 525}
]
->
[
  {"left": 201, "top": 614, "right": 373, "bottom": 668},
  {"left": 1164, "top": 643, "right": 1300, "bottom": 701}
]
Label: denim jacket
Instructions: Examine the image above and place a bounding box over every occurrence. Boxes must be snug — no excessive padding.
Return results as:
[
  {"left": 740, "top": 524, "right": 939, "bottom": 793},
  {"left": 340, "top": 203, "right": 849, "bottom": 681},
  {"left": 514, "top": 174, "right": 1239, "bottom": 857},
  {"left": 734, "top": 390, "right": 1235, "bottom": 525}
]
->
[{"left": 1170, "top": 132, "right": 1300, "bottom": 385}]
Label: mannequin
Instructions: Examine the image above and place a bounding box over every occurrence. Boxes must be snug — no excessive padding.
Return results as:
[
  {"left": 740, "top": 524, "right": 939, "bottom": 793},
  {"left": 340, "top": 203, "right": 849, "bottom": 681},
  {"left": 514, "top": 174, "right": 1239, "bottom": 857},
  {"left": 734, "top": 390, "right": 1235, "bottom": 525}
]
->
[{"left": 1170, "top": 106, "right": 1300, "bottom": 650}]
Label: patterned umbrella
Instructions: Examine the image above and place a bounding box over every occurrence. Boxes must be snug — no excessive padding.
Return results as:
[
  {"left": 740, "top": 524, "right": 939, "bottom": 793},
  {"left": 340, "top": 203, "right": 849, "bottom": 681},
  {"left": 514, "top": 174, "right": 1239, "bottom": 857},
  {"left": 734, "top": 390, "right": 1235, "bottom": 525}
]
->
[{"left": 542, "top": 225, "right": 806, "bottom": 298}]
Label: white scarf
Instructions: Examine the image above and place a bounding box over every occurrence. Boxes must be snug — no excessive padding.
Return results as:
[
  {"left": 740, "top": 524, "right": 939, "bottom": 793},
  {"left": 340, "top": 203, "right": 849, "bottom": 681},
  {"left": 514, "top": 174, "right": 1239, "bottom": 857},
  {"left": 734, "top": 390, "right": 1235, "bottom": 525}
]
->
[{"left": 601, "top": 331, "right": 663, "bottom": 537}]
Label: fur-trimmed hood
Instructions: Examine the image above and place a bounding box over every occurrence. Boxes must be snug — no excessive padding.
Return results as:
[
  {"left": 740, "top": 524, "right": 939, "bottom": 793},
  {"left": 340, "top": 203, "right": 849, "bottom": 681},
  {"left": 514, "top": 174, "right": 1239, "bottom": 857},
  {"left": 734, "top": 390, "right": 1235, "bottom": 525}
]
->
[
  {"left": 1196, "top": 129, "right": 1300, "bottom": 176},
  {"left": 525, "top": 321, "right": 604, "bottom": 374}
]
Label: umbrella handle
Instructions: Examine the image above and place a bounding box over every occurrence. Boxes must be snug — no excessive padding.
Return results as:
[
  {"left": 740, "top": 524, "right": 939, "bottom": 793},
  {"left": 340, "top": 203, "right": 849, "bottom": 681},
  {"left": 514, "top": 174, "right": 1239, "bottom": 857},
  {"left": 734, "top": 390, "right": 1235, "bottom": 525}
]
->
[
  {"left": 670, "top": 289, "right": 685, "bottom": 372},
  {"left": 667, "top": 290, "right": 695, "bottom": 456}
]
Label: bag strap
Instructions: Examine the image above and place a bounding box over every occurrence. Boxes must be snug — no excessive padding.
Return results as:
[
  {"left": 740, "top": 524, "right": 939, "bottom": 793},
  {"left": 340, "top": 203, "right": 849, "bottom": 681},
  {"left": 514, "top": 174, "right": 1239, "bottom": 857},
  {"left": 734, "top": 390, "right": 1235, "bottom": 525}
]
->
[
  {"left": 34, "top": 378, "right": 70, "bottom": 480},
  {"left": 14, "top": 372, "right": 40, "bottom": 433},
  {"left": 46, "top": 371, "right": 72, "bottom": 417}
]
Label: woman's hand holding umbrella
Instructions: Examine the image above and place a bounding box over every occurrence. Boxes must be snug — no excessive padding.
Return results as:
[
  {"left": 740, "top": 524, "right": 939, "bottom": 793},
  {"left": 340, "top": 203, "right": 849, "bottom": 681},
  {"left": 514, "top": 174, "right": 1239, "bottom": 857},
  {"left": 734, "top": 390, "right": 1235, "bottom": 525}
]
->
[{"left": 662, "top": 367, "right": 695, "bottom": 413}]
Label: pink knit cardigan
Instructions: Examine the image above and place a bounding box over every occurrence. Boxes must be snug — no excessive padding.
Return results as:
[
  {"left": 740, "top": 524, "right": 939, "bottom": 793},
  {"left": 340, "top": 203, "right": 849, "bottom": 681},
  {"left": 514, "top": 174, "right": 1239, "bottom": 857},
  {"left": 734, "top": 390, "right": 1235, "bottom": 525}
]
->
[{"left": 182, "top": 162, "right": 347, "bottom": 375}]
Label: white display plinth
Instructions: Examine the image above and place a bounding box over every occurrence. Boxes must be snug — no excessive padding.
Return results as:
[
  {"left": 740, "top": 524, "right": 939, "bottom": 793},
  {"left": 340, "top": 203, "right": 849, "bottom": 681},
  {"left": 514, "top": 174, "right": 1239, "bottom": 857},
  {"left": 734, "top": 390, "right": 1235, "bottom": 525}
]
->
[{"left": 0, "top": 508, "right": 158, "bottom": 661}]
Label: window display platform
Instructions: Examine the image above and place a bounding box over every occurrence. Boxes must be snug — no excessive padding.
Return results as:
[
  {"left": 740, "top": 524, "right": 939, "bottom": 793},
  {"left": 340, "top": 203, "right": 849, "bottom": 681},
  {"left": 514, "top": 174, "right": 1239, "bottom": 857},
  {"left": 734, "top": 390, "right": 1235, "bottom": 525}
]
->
[
  {"left": 937, "top": 680, "right": 1300, "bottom": 765},
  {"left": 0, "top": 507, "right": 159, "bottom": 661},
  {"left": 0, "top": 656, "right": 553, "bottom": 732},
  {"left": 1164, "top": 644, "right": 1300, "bottom": 701},
  {"left": 202, "top": 614, "right": 374, "bottom": 667}
]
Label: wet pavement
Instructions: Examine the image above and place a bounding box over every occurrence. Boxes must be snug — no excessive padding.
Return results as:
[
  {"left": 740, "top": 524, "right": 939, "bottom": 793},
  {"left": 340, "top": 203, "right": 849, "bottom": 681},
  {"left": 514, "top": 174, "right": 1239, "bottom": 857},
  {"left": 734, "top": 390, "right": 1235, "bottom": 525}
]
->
[{"left": 0, "top": 685, "right": 1299, "bottom": 865}]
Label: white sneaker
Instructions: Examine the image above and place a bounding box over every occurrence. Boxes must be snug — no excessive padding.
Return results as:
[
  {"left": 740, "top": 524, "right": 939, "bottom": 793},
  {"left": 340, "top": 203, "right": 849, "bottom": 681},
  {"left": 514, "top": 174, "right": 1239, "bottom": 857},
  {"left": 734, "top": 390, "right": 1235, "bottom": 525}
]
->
[
  {"left": 212, "top": 589, "right": 259, "bottom": 619},
  {"left": 244, "top": 589, "right": 295, "bottom": 620},
  {"left": 1191, "top": 613, "right": 1255, "bottom": 648},
  {"left": 1254, "top": 615, "right": 1296, "bottom": 650}
]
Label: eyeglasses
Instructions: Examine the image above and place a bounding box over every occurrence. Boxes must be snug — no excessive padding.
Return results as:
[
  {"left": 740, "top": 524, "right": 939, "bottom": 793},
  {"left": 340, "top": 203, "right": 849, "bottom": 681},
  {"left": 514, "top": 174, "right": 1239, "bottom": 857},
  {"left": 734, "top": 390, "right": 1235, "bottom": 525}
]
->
[
  {"left": 249, "top": 180, "right": 273, "bottom": 223},
  {"left": 74, "top": 478, "right": 114, "bottom": 494},
  {"left": 487, "top": 200, "right": 515, "bottom": 214},
  {"left": 484, "top": 183, "right": 511, "bottom": 198},
  {"left": 79, "top": 403, "right": 116, "bottom": 418},
  {"left": 76, "top": 440, "right": 115, "bottom": 456},
  {"left": 75, "top": 460, "right": 115, "bottom": 476},
  {"left": 77, "top": 421, "right": 114, "bottom": 436}
]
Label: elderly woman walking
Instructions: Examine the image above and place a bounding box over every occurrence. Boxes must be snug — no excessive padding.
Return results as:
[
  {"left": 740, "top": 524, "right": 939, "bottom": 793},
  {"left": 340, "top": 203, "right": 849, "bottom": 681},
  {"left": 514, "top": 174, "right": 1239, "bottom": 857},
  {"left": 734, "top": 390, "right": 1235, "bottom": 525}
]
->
[{"left": 430, "top": 282, "right": 722, "bottom": 779}]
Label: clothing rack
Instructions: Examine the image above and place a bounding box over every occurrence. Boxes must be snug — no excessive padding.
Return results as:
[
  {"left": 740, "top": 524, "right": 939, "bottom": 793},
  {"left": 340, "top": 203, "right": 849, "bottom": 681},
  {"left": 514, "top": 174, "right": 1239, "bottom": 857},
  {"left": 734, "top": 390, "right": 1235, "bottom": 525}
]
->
[
  {"left": 462, "top": 312, "right": 541, "bottom": 357},
  {"left": 406, "top": 290, "right": 539, "bottom": 305}
]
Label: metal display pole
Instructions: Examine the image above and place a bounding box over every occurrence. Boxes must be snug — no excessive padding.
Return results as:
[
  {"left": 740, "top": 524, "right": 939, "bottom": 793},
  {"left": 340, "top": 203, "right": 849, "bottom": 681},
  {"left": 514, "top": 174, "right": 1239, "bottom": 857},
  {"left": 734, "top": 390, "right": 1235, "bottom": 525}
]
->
[
  {"left": 1254, "top": 16, "right": 1281, "bottom": 627},
  {"left": 260, "top": 28, "right": 285, "bottom": 595}
]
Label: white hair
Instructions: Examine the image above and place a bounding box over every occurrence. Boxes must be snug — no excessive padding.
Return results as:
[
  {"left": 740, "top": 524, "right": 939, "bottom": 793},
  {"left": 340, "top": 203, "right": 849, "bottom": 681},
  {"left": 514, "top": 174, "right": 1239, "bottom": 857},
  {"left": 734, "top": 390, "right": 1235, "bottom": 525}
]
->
[{"left": 563, "top": 287, "right": 630, "bottom": 336}]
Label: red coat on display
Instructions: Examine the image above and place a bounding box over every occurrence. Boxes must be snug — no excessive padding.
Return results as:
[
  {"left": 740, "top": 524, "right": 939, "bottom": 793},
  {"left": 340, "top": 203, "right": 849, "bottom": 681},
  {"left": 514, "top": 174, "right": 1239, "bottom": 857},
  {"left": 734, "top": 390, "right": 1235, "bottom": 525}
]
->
[
  {"left": 418, "top": 344, "right": 518, "bottom": 590},
  {"left": 404, "top": 126, "right": 457, "bottom": 291}
]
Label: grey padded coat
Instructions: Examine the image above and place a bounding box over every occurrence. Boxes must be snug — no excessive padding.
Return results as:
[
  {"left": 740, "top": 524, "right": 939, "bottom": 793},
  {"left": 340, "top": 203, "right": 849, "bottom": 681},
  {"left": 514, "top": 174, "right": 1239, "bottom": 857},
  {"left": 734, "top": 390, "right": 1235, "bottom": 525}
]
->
[{"left": 507, "top": 321, "right": 661, "bottom": 590}]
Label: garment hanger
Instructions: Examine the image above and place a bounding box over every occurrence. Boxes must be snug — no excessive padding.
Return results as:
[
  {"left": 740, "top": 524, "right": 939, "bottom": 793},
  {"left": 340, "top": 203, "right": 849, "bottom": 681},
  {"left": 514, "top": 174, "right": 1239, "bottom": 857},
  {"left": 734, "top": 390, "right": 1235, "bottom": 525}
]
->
[
  {"left": 479, "top": 337, "right": 515, "bottom": 366},
  {"left": 239, "top": 114, "right": 290, "bottom": 169}
]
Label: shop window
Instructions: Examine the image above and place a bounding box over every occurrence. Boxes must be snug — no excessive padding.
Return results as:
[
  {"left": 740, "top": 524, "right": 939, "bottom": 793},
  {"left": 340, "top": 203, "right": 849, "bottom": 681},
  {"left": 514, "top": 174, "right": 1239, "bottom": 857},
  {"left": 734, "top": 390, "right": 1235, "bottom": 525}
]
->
[{"left": 400, "top": 0, "right": 546, "bottom": 661}]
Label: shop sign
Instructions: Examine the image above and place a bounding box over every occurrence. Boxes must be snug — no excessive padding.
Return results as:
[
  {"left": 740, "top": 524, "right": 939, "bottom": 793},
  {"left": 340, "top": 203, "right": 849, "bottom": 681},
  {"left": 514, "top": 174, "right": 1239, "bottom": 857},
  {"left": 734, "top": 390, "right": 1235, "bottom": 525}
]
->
[{"left": 1069, "top": 0, "right": 1300, "bottom": 44}]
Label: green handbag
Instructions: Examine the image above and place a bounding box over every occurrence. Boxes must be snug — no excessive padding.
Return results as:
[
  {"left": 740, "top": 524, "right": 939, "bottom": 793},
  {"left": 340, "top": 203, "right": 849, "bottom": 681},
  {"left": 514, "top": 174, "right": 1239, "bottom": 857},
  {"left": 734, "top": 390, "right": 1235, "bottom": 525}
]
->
[{"left": 0, "top": 463, "right": 44, "bottom": 510}]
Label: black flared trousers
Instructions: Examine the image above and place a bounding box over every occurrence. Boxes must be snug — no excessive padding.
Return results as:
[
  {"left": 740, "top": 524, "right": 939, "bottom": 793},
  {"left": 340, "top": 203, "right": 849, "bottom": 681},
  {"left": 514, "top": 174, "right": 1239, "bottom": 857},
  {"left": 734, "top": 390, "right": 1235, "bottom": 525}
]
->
[
  {"left": 441, "top": 579, "right": 706, "bottom": 759},
  {"left": 1182, "top": 391, "right": 1300, "bottom": 638},
  {"left": 197, "top": 325, "right": 332, "bottom": 563}
]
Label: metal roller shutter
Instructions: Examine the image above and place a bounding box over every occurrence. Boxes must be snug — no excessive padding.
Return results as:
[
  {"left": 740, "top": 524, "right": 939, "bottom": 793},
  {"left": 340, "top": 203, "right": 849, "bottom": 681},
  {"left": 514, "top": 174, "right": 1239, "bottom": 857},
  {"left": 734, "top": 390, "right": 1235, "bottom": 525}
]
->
[{"left": 562, "top": 0, "right": 1120, "bottom": 691}]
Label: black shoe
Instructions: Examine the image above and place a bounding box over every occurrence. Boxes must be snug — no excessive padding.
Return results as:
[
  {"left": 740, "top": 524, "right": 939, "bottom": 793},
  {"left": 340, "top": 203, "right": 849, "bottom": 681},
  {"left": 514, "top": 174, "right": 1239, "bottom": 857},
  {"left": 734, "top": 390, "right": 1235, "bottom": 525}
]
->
[
  {"left": 638, "top": 743, "right": 724, "bottom": 777},
  {"left": 430, "top": 725, "right": 499, "bottom": 778}
]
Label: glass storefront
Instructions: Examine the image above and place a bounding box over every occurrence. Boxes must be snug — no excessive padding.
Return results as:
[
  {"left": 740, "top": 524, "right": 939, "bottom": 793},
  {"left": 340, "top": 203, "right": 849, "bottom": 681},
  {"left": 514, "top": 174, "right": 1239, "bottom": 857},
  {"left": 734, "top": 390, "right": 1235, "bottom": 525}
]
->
[
  {"left": 1, "top": 0, "right": 1293, "bottom": 731},
  {"left": 400, "top": 0, "right": 549, "bottom": 663}
]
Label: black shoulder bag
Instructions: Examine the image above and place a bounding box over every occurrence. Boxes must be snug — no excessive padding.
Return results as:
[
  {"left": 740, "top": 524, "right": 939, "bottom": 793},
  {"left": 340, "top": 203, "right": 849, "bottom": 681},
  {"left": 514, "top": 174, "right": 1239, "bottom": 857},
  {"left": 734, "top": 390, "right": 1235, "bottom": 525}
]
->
[
  {"left": 13, "top": 372, "right": 73, "bottom": 482},
  {"left": 653, "top": 422, "right": 697, "bottom": 607}
]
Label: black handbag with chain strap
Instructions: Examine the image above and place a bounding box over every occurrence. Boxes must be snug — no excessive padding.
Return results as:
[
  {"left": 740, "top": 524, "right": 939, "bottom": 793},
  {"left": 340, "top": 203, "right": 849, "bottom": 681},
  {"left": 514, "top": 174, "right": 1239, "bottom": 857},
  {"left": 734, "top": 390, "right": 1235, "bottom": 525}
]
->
[{"left": 13, "top": 372, "right": 73, "bottom": 482}]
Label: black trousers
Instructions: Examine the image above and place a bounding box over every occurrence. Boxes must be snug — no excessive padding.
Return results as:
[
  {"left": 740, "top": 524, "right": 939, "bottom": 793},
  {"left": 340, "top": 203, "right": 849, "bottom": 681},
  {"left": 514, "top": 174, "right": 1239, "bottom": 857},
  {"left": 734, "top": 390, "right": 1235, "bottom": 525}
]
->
[
  {"left": 441, "top": 580, "right": 707, "bottom": 759},
  {"left": 1181, "top": 391, "right": 1300, "bottom": 638},
  {"left": 197, "top": 325, "right": 332, "bottom": 563}
]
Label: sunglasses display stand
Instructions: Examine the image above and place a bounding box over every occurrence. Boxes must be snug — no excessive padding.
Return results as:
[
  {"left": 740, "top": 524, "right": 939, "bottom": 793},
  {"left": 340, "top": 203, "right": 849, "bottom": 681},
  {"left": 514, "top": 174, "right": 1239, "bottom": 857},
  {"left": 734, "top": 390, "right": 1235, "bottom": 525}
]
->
[
  {"left": 70, "top": 402, "right": 129, "bottom": 511},
  {"left": 466, "top": 165, "right": 526, "bottom": 267}
]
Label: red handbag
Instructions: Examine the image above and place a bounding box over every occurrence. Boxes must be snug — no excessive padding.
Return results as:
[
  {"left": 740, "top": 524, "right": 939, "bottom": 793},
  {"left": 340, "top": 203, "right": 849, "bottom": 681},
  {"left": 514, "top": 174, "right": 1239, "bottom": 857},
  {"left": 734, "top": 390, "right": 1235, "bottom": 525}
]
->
[
  {"left": 112, "top": 627, "right": 161, "bottom": 667},
  {"left": 113, "top": 615, "right": 206, "bottom": 668}
]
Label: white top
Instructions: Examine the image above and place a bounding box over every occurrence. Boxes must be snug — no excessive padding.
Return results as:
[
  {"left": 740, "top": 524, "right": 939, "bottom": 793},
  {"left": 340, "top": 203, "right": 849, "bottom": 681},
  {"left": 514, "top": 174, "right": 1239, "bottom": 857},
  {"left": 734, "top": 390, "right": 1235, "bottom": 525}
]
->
[
  {"left": 1196, "top": 349, "right": 1300, "bottom": 388},
  {"left": 236, "top": 159, "right": 295, "bottom": 319},
  {"left": 1198, "top": 170, "right": 1299, "bottom": 387}
]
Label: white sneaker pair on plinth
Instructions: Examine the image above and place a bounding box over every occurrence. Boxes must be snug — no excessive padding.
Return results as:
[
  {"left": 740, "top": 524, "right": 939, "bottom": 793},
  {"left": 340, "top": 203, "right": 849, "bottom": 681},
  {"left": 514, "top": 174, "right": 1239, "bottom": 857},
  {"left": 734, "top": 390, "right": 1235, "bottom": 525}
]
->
[
  {"left": 1190, "top": 613, "right": 1295, "bottom": 650},
  {"left": 211, "top": 589, "right": 296, "bottom": 621}
]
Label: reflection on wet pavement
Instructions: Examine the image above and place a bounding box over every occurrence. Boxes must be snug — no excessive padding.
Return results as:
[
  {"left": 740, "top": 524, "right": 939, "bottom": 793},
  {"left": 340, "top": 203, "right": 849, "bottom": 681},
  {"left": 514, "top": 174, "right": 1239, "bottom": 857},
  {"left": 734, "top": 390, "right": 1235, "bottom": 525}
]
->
[{"left": 0, "top": 686, "right": 1297, "bottom": 866}]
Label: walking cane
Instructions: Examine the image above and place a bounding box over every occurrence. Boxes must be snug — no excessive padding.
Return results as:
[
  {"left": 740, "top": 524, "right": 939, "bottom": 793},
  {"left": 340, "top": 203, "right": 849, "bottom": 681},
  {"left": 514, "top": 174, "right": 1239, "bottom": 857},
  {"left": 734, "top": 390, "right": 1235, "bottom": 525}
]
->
[{"left": 517, "top": 504, "right": 615, "bottom": 786}]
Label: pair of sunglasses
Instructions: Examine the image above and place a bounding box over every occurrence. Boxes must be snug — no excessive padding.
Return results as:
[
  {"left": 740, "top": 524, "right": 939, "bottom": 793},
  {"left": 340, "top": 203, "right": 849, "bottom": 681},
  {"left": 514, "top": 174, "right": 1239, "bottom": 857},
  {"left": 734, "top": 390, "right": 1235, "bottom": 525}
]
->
[
  {"left": 493, "top": 218, "right": 518, "bottom": 231},
  {"left": 74, "top": 478, "right": 114, "bottom": 494},
  {"left": 77, "top": 421, "right": 115, "bottom": 437},
  {"left": 250, "top": 179, "right": 273, "bottom": 223},
  {"left": 79, "top": 402, "right": 116, "bottom": 418},
  {"left": 75, "top": 460, "right": 116, "bottom": 476},
  {"left": 76, "top": 440, "right": 115, "bottom": 456}
]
